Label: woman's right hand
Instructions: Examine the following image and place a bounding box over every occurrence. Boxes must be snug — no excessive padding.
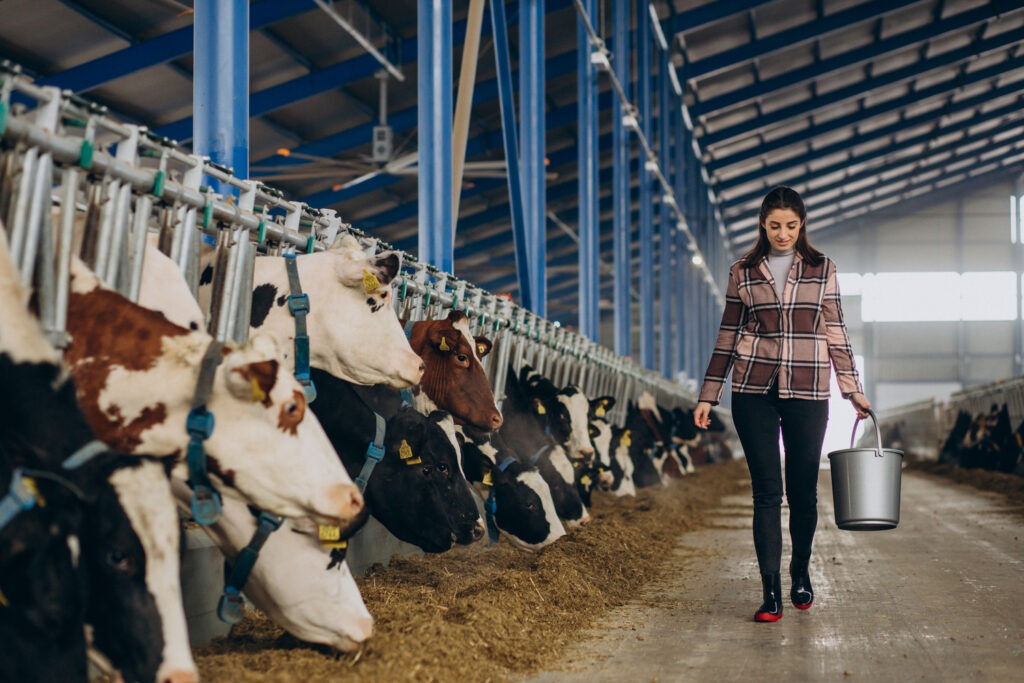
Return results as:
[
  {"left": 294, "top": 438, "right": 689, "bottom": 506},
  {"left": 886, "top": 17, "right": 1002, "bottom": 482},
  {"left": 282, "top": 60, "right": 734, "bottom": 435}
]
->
[{"left": 693, "top": 401, "right": 713, "bottom": 430}]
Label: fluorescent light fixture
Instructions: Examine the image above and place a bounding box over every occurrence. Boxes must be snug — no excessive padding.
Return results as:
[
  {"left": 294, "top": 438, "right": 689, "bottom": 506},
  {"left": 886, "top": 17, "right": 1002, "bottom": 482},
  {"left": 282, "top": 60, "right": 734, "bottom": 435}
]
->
[
  {"left": 691, "top": 254, "right": 704, "bottom": 266},
  {"left": 644, "top": 160, "right": 659, "bottom": 174},
  {"left": 622, "top": 114, "right": 639, "bottom": 132},
  {"left": 590, "top": 49, "right": 611, "bottom": 72}
]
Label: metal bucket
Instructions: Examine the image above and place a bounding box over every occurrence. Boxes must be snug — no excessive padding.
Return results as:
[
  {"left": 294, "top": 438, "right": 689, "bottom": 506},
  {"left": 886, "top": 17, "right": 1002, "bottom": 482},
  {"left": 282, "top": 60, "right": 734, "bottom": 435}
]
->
[{"left": 828, "top": 409, "right": 903, "bottom": 531}]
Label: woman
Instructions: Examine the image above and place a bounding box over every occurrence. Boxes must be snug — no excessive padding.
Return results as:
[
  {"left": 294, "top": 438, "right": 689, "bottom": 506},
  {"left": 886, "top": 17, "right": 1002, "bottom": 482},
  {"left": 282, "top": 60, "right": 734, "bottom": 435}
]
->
[{"left": 693, "top": 186, "right": 871, "bottom": 622}]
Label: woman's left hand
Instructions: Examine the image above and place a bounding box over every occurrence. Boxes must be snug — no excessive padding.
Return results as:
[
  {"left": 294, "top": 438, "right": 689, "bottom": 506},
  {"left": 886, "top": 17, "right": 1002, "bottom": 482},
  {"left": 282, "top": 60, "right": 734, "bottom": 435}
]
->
[{"left": 849, "top": 393, "right": 872, "bottom": 419}]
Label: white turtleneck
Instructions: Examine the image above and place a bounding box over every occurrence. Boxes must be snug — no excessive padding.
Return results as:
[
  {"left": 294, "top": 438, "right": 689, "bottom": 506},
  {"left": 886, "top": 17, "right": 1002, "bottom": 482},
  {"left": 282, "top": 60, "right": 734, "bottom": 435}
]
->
[{"left": 767, "top": 247, "right": 795, "bottom": 300}]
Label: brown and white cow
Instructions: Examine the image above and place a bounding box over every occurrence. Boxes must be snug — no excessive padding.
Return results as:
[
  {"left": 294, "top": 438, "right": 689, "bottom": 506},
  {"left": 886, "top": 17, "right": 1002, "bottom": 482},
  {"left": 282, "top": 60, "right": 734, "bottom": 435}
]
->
[
  {"left": 406, "top": 310, "right": 503, "bottom": 433},
  {"left": 0, "top": 226, "right": 196, "bottom": 683},
  {"left": 65, "top": 258, "right": 362, "bottom": 527},
  {"left": 198, "top": 234, "right": 424, "bottom": 388}
]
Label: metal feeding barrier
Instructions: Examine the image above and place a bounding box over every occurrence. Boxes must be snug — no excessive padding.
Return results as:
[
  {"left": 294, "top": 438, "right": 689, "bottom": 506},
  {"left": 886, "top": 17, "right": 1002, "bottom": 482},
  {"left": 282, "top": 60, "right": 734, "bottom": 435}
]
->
[
  {"left": 0, "top": 60, "right": 698, "bottom": 421},
  {"left": 865, "top": 377, "right": 1024, "bottom": 458}
]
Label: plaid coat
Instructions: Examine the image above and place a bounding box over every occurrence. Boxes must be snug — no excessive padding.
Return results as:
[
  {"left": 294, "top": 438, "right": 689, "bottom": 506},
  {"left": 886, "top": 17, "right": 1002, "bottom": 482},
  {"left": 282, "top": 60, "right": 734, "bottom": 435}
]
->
[{"left": 698, "top": 252, "right": 863, "bottom": 405}]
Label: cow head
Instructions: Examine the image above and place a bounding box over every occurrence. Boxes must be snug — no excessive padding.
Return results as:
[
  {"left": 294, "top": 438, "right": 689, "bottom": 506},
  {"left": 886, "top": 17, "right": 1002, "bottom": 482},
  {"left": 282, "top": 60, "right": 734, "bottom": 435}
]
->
[
  {"left": 458, "top": 431, "right": 566, "bottom": 551},
  {"left": 623, "top": 401, "right": 666, "bottom": 489},
  {"left": 365, "top": 407, "right": 484, "bottom": 552},
  {"left": 587, "top": 417, "right": 617, "bottom": 491},
  {"left": 83, "top": 457, "right": 196, "bottom": 683},
  {"left": 608, "top": 426, "right": 638, "bottom": 497},
  {"left": 0, "top": 459, "right": 91, "bottom": 683},
  {"left": 521, "top": 366, "right": 595, "bottom": 463},
  {"left": 65, "top": 259, "right": 363, "bottom": 528},
  {"left": 408, "top": 311, "right": 502, "bottom": 432},
  {"left": 200, "top": 494, "right": 374, "bottom": 652},
  {"left": 242, "top": 235, "right": 424, "bottom": 388}
]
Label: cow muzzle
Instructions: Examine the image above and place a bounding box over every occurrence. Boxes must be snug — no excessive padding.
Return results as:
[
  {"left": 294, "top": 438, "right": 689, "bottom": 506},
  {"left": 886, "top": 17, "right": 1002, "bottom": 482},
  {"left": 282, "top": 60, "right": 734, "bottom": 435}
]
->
[
  {"left": 160, "top": 670, "right": 199, "bottom": 683},
  {"left": 323, "top": 483, "right": 365, "bottom": 525}
]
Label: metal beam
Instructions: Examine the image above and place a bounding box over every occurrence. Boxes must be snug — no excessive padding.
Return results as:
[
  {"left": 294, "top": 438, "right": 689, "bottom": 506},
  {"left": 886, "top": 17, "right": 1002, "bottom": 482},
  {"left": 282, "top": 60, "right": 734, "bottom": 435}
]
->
[
  {"left": 680, "top": 0, "right": 923, "bottom": 85},
  {"left": 728, "top": 125, "right": 1024, "bottom": 231},
  {"left": 721, "top": 98, "right": 1024, "bottom": 215},
  {"left": 711, "top": 69, "right": 1024, "bottom": 181},
  {"left": 658, "top": 50, "right": 674, "bottom": 379},
  {"left": 193, "top": 0, "right": 249, "bottom": 186},
  {"left": 692, "top": 3, "right": 1015, "bottom": 119},
  {"left": 521, "top": 0, "right": 546, "bottom": 317},
  {"left": 613, "top": 0, "right": 632, "bottom": 357},
  {"left": 663, "top": 0, "right": 775, "bottom": 40},
  {"left": 417, "top": 0, "right": 453, "bottom": 272},
  {"left": 702, "top": 26, "right": 1024, "bottom": 149},
  {"left": 40, "top": 0, "right": 319, "bottom": 93},
  {"left": 578, "top": 0, "right": 600, "bottom": 342},
  {"left": 637, "top": 0, "right": 654, "bottom": 369}
]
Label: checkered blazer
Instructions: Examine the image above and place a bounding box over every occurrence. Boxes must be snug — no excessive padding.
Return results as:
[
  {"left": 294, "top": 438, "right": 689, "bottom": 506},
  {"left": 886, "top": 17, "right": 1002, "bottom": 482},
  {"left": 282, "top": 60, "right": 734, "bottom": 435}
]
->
[{"left": 698, "top": 252, "right": 863, "bottom": 405}]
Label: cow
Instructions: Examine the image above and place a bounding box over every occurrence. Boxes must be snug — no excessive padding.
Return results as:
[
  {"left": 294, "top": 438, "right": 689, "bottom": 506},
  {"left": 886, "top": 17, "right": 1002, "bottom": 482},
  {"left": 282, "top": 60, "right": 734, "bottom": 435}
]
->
[
  {"left": 199, "top": 233, "right": 424, "bottom": 388},
  {"left": 404, "top": 310, "right": 503, "bottom": 433},
  {"left": 310, "top": 367, "right": 485, "bottom": 551},
  {"left": 0, "top": 229, "right": 196, "bottom": 683},
  {"left": 500, "top": 365, "right": 589, "bottom": 527},
  {"left": 181, "top": 489, "right": 374, "bottom": 652},
  {"left": 65, "top": 256, "right": 364, "bottom": 528},
  {"left": 938, "top": 410, "right": 972, "bottom": 465},
  {"left": 458, "top": 429, "right": 566, "bottom": 551},
  {"left": 622, "top": 399, "right": 670, "bottom": 489},
  {"left": 588, "top": 397, "right": 637, "bottom": 497},
  {"left": 521, "top": 365, "right": 595, "bottom": 463}
]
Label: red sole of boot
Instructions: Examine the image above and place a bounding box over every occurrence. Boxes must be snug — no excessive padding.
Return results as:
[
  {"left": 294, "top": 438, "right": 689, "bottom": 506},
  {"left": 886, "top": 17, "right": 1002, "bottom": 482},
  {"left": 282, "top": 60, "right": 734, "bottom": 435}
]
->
[
  {"left": 793, "top": 602, "right": 813, "bottom": 610},
  {"left": 754, "top": 612, "right": 783, "bottom": 622}
]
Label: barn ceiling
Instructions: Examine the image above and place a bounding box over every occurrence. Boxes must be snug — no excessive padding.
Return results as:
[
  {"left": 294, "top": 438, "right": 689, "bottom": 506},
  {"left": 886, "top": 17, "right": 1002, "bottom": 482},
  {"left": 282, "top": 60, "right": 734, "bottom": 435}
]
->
[{"left": 2, "top": 0, "right": 1023, "bottom": 324}]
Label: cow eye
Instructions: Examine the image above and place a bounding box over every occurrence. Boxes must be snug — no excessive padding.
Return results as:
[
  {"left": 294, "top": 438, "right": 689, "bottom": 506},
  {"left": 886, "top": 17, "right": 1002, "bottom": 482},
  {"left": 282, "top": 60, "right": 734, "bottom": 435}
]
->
[
  {"left": 106, "top": 550, "right": 135, "bottom": 575},
  {"left": 286, "top": 402, "right": 299, "bottom": 414},
  {"left": 422, "top": 465, "right": 432, "bottom": 476},
  {"left": 437, "top": 463, "right": 448, "bottom": 474},
  {"left": 456, "top": 354, "right": 468, "bottom": 363}
]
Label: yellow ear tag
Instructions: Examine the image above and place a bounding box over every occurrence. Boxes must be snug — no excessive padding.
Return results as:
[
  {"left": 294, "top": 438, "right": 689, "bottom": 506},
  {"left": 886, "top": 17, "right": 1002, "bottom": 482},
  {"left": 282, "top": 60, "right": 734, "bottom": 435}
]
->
[
  {"left": 23, "top": 477, "right": 44, "bottom": 508},
  {"left": 399, "top": 440, "right": 413, "bottom": 459},
  {"left": 0, "top": 588, "right": 8, "bottom": 607},
  {"left": 318, "top": 525, "right": 341, "bottom": 543},
  {"left": 362, "top": 269, "right": 382, "bottom": 294},
  {"left": 482, "top": 471, "right": 494, "bottom": 487},
  {"left": 580, "top": 475, "right": 592, "bottom": 487},
  {"left": 477, "top": 343, "right": 488, "bottom": 356},
  {"left": 621, "top": 430, "right": 632, "bottom": 448},
  {"left": 439, "top": 337, "right": 451, "bottom": 352},
  {"left": 535, "top": 401, "right": 546, "bottom": 415},
  {"left": 250, "top": 377, "right": 267, "bottom": 403},
  {"left": 595, "top": 406, "right": 606, "bottom": 418}
]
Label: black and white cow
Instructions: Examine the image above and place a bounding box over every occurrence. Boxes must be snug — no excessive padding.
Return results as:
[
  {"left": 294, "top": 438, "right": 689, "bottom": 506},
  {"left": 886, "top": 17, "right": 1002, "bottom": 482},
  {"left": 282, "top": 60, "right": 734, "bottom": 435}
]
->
[
  {"left": 521, "top": 366, "right": 596, "bottom": 463},
  {"left": 0, "top": 224, "right": 195, "bottom": 683},
  {"left": 500, "top": 366, "right": 589, "bottom": 527},
  {"left": 458, "top": 429, "right": 566, "bottom": 551},
  {"left": 311, "top": 367, "right": 485, "bottom": 551},
  {"left": 588, "top": 397, "right": 637, "bottom": 497}
]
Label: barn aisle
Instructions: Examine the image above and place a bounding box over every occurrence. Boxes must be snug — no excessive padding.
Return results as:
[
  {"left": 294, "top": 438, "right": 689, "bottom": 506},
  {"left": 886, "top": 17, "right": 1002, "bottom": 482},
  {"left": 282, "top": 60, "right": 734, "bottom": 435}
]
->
[{"left": 520, "top": 467, "right": 1023, "bottom": 683}]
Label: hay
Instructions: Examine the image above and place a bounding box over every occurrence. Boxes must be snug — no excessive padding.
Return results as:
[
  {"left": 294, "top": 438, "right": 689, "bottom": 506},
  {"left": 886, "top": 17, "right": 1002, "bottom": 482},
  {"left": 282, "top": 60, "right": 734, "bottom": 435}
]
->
[
  {"left": 906, "top": 459, "right": 1024, "bottom": 514},
  {"left": 195, "top": 458, "right": 749, "bottom": 683}
]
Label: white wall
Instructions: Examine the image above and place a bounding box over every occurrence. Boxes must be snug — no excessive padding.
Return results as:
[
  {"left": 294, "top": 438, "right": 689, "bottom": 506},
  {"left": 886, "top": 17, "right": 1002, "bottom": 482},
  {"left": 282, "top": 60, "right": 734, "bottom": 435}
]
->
[{"left": 815, "top": 175, "right": 1022, "bottom": 413}]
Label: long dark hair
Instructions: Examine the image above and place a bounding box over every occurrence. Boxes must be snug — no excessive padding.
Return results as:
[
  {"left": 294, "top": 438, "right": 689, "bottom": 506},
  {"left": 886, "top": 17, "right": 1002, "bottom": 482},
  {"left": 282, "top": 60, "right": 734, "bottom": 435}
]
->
[{"left": 740, "top": 186, "right": 824, "bottom": 267}]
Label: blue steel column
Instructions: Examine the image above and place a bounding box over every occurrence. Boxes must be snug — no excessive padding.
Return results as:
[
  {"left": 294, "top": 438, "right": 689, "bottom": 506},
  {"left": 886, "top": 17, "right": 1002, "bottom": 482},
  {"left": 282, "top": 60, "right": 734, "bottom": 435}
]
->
[
  {"left": 675, "top": 101, "right": 690, "bottom": 380},
  {"left": 193, "top": 0, "right": 249, "bottom": 189},
  {"left": 489, "top": 0, "right": 532, "bottom": 307},
  {"left": 418, "top": 0, "right": 454, "bottom": 272},
  {"left": 521, "top": 0, "right": 546, "bottom": 318},
  {"left": 577, "top": 0, "right": 600, "bottom": 341},
  {"left": 612, "top": 0, "right": 631, "bottom": 356},
  {"left": 637, "top": 0, "right": 654, "bottom": 369},
  {"left": 1015, "top": 174, "right": 1023, "bottom": 377},
  {"left": 658, "top": 52, "right": 673, "bottom": 379}
]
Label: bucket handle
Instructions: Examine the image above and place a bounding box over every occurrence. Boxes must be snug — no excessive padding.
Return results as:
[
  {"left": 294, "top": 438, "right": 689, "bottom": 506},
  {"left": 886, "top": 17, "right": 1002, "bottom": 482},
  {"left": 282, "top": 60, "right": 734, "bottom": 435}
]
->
[{"left": 850, "top": 408, "right": 884, "bottom": 457}]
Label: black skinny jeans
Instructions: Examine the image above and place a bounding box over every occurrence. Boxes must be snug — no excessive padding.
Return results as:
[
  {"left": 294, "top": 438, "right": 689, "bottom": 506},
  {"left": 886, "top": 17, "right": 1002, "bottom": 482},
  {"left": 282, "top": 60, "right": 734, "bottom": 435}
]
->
[{"left": 731, "top": 384, "right": 829, "bottom": 575}]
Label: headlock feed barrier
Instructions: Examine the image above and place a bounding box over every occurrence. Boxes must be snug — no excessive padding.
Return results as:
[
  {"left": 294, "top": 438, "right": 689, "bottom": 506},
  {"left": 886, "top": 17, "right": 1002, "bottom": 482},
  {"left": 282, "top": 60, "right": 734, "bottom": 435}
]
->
[
  {"left": 0, "top": 60, "right": 707, "bottom": 431},
  {"left": 861, "top": 377, "right": 1024, "bottom": 459}
]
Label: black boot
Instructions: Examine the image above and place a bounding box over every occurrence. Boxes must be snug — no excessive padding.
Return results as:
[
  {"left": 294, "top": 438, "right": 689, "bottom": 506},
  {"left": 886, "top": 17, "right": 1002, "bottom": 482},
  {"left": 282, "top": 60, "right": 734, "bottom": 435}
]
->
[
  {"left": 754, "top": 572, "right": 783, "bottom": 622},
  {"left": 790, "top": 558, "right": 814, "bottom": 610}
]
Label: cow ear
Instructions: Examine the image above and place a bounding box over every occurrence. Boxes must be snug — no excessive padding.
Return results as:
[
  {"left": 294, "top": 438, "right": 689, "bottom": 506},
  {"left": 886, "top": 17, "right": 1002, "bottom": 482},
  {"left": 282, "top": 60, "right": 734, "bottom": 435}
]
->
[
  {"left": 224, "top": 358, "right": 278, "bottom": 405},
  {"left": 591, "top": 395, "right": 615, "bottom": 417},
  {"left": 373, "top": 252, "right": 401, "bottom": 285},
  {"left": 474, "top": 335, "right": 493, "bottom": 359}
]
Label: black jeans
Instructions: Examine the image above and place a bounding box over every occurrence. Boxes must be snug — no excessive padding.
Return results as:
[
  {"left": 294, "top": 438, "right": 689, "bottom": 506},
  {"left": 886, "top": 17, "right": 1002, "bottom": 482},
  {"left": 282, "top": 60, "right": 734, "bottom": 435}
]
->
[{"left": 731, "top": 385, "right": 829, "bottom": 575}]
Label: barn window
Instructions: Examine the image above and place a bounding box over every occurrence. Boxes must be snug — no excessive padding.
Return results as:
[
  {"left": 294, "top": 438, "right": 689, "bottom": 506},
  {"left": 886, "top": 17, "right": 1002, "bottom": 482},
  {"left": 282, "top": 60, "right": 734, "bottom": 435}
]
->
[{"left": 850, "top": 272, "right": 1016, "bottom": 322}]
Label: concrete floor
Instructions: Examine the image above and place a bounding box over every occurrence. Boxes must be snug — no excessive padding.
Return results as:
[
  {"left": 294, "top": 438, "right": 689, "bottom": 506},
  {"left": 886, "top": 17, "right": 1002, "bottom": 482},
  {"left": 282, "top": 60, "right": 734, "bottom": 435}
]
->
[{"left": 521, "top": 467, "right": 1023, "bottom": 683}]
